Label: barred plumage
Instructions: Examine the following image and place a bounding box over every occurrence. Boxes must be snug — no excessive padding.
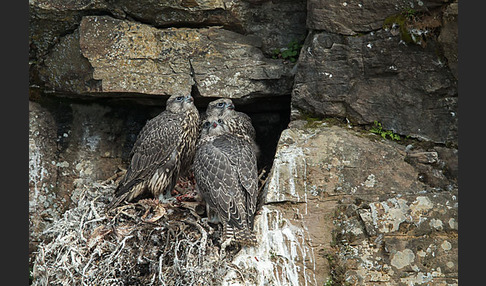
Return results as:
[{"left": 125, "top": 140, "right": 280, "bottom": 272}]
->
[
  {"left": 107, "top": 94, "right": 200, "bottom": 210},
  {"left": 194, "top": 115, "right": 259, "bottom": 245},
  {"left": 202, "top": 98, "right": 256, "bottom": 140}
]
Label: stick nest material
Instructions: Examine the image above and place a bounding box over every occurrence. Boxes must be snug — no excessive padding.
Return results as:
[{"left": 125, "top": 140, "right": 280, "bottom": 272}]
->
[{"left": 31, "top": 178, "right": 248, "bottom": 285}]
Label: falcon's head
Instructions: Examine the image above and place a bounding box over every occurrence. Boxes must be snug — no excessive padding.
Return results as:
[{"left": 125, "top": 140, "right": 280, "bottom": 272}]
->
[
  {"left": 200, "top": 115, "right": 232, "bottom": 138},
  {"left": 205, "top": 98, "right": 235, "bottom": 117},
  {"left": 166, "top": 94, "right": 196, "bottom": 113}
]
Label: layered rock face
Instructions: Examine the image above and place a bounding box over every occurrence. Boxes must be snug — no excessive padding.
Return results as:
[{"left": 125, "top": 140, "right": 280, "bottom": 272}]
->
[
  {"left": 40, "top": 15, "right": 294, "bottom": 98},
  {"left": 241, "top": 122, "right": 457, "bottom": 285},
  {"left": 29, "top": 0, "right": 458, "bottom": 285},
  {"left": 293, "top": 0, "right": 458, "bottom": 145}
]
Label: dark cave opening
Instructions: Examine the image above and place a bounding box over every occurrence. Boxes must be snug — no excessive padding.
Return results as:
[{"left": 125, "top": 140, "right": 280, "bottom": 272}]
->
[{"left": 33, "top": 93, "right": 291, "bottom": 177}]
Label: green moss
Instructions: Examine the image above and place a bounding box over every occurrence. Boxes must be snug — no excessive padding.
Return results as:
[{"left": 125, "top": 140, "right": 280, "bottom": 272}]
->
[
  {"left": 383, "top": 13, "right": 414, "bottom": 44},
  {"left": 304, "top": 116, "right": 322, "bottom": 128}
]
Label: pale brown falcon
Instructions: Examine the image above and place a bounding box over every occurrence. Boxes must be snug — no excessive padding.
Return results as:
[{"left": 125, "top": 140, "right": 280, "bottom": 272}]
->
[
  {"left": 107, "top": 94, "right": 200, "bottom": 210},
  {"left": 193, "top": 115, "right": 259, "bottom": 245},
  {"left": 202, "top": 98, "right": 256, "bottom": 140}
]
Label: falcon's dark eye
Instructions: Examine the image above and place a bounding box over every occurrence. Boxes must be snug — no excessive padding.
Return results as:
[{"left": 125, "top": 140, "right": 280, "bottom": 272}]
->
[
  {"left": 217, "top": 102, "right": 225, "bottom": 107},
  {"left": 203, "top": 121, "right": 211, "bottom": 128},
  {"left": 175, "top": 96, "right": 184, "bottom": 101},
  {"left": 217, "top": 119, "right": 224, "bottom": 124}
]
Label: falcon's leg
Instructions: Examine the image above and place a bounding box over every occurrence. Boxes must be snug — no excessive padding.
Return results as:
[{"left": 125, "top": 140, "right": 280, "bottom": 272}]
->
[
  {"left": 158, "top": 192, "right": 177, "bottom": 204},
  {"left": 206, "top": 206, "right": 221, "bottom": 224},
  {"left": 220, "top": 237, "right": 233, "bottom": 259},
  {"left": 158, "top": 174, "right": 181, "bottom": 204},
  {"left": 200, "top": 205, "right": 221, "bottom": 225}
]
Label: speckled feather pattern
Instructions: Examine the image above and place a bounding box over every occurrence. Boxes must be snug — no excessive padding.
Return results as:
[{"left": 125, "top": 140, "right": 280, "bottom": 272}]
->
[
  {"left": 201, "top": 98, "right": 256, "bottom": 140},
  {"left": 107, "top": 95, "right": 199, "bottom": 209},
  {"left": 193, "top": 117, "right": 258, "bottom": 244}
]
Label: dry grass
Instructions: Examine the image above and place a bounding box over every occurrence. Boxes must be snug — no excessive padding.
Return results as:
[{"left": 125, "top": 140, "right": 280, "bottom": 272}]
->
[
  {"left": 31, "top": 179, "right": 242, "bottom": 285},
  {"left": 31, "top": 165, "right": 270, "bottom": 285}
]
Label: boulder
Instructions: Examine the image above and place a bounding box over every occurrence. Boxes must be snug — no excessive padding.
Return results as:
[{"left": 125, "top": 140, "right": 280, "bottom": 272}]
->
[
  {"left": 292, "top": 29, "right": 457, "bottom": 144},
  {"left": 39, "top": 15, "right": 294, "bottom": 98},
  {"left": 228, "top": 122, "right": 457, "bottom": 285},
  {"left": 30, "top": 0, "right": 307, "bottom": 88},
  {"left": 116, "top": 0, "right": 307, "bottom": 54},
  {"left": 307, "top": 0, "right": 450, "bottom": 34}
]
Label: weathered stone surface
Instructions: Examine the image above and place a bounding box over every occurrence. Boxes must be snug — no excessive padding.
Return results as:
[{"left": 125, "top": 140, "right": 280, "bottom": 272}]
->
[
  {"left": 307, "top": 0, "right": 449, "bottom": 34},
  {"left": 337, "top": 236, "right": 458, "bottom": 285},
  {"left": 38, "top": 28, "right": 101, "bottom": 94},
  {"left": 30, "top": 0, "right": 306, "bottom": 90},
  {"left": 29, "top": 101, "right": 64, "bottom": 256},
  {"left": 117, "top": 0, "right": 231, "bottom": 28},
  {"left": 404, "top": 146, "right": 458, "bottom": 189},
  {"left": 39, "top": 15, "right": 293, "bottom": 98},
  {"left": 358, "top": 193, "right": 458, "bottom": 237},
  {"left": 292, "top": 29, "right": 458, "bottom": 144},
  {"left": 438, "top": 0, "right": 458, "bottom": 80},
  {"left": 117, "top": 0, "right": 307, "bottom": 54},
  {"left": 265, "top": 123, "right": 426, "bottom": 204},
  {"left": 28, "top": 98, "right": 159, "bottom": 256},
  {"left": 235, "top": 123, "right": 457, "bottom": 285},
  {"left": 29, "top": 0, "right": 112, "bottom": 59},
  {"left": 234, "top": 0, "right": 307, "bottom": 53}
]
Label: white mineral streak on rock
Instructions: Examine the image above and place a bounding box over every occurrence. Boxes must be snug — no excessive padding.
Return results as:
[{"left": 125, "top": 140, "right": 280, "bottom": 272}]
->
[
  {"left": 224, "top": 128, "right": 320, "bottom": 285},
  {"left": 265, "top": 145, "right": 306, "bottom": 203},
  {"left": 29, "top": 138, "right": 48, "bottom": 213},
  {"left": 225, "top": 206, "right": 316, "bottom": 286},
  {"left": 265, "top": 129, "right": 310, "bottom": 204}
]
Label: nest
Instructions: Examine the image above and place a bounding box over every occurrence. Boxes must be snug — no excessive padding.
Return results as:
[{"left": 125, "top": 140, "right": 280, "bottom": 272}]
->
[{"left": 31, "top": 177, "right": 249, "bottom": 285}]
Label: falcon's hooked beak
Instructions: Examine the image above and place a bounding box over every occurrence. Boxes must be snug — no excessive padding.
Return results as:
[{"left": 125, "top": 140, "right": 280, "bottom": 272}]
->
[
  {"left": 184, "top": 95, "right": 194, "bottom": 103},
  {"left": 227, "top": 103, "right": 235, "bottom": 110}
]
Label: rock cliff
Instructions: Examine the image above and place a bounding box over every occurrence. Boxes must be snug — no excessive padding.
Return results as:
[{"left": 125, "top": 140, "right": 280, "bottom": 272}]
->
[{"left": 29, "top": 0, "right": 458, "bottom": 285}]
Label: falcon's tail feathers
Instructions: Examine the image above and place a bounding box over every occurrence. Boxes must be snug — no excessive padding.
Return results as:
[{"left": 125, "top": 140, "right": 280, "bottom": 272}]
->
[
  {"left": 106, "top": 180, "right": 146, "bottom": 211},
  {"left": 224, "top": 225, "right": 257, "bottom": 246},
  {"left": 105, "top": 191, "right": 130, "bottom": 212}
]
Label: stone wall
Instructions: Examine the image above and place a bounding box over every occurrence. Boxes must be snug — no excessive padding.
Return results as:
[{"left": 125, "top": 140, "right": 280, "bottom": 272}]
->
[
  {"left": 29, "top": 0, "right": 458, "bottom": 285},
  {"left": 248, "top": 122, "right": 458, "bottom": 285}
]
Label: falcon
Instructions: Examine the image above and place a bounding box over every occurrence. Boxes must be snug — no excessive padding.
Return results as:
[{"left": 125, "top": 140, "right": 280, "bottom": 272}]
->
[
  {"left": 107, "top": 94, "right": 200, "bottom": 210},
  {"left": 193, "top": 115, "right": 259, "bottom": 245},
  {"left": 202, "top": 98, "right": 256, "bottom": 140}
]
